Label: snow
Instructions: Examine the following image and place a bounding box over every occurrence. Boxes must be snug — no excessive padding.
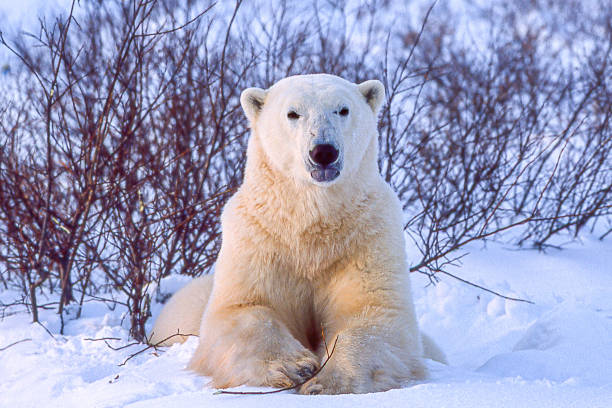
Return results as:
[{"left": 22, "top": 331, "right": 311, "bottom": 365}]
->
[
  {"left": 1, "top": 234, "right": 611, "bottom": 408},
  {"left": 1, "top": 0, "right": 611, "bottom": 406}
]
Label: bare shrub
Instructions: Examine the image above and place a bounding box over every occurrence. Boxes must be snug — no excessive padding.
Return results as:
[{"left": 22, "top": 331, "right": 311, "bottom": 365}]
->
[
  {"left": 378, "top": 1, "right": 612, "bottom": 280},
  {"left": 1, "top": 0, "right": 610, "bottom": 338},
  {"left": 0, "top": 0, "right": 237, "bottom": 339}
]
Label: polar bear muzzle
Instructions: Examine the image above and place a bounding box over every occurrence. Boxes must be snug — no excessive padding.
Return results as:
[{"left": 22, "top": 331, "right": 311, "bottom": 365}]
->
[
  {"left": 309, "top": 144, "right": 339, "bottom": 167},
  {"left": 309, "top": 143, "right": 341, "bottom": 182}
]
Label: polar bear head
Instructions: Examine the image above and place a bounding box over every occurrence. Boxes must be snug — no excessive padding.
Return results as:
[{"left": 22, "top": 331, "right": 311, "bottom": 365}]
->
[{"left": 240, "top": 74, "right": 385, "bottom": 186}]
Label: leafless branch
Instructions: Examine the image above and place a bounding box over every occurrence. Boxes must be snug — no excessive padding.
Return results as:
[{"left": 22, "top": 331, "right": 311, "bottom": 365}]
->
[{"left": 0, "top": 338, "right": 32, "bottom": 352}]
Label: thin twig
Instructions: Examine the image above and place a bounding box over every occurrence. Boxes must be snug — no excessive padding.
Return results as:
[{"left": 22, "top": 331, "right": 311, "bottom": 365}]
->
[
  {"left": 37, "top": 321, "right": 58, "bottom": 341},
  {"left": 120, "top": 331, "right": 198, "bottom": 366},
  {"left": 0, "top": 338, "right": 32, "bottom": 351},
  {"left": 439, "top": 270, "right": 534, "bottom": 304},
  {"left": 321, "top": 324, "right": 330, "bottom": 358},
  {"left": 83, "top": 331, "right": 198, "bottom": 366},
  {"left": 134, "top": 3, "right": 216, "bottom": 38},
  {"left": 83, "top": 336, "right": 122, "bottom": 342}
]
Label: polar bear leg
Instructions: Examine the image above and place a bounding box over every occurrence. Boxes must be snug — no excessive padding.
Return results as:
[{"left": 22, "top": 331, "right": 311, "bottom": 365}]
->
[
  {"left": 298, "top": 249, "right": 428, "bottom": 394},
  {"left": 189, "top": 304, "right": 320, "bottom": 389},
  {"left": 148, "top": 275, "right": 213, "bottom": 346},
  {"left": 421, "top": 332, "right": 447, "bottom": 364}
]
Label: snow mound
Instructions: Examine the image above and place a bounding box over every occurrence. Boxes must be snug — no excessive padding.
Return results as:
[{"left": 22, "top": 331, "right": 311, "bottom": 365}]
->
[{"left": 478, "top": 302, "right": 612, "bottom": 385}]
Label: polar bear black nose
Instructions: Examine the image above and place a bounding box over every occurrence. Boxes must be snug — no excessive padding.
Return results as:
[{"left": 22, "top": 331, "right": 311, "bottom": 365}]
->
[{"left": 309, "top": 144, "right": 339, "bottom": 167}]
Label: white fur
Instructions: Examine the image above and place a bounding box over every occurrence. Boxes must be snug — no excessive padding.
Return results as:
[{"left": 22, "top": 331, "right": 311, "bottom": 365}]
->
[
  {"left": 149, "top": 275, "right": 213, "bottom": 345},
  {"left": 149, "top": 74, "right": 445, "bottom": 394}
]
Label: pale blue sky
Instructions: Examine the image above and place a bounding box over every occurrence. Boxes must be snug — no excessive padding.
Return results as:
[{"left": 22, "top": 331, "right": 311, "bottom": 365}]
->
[{"left": 0, "top": 0, "right": 70, "bottom": 30}]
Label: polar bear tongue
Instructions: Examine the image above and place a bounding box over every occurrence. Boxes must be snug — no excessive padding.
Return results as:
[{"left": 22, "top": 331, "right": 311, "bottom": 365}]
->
[{"left": 311, "top": 168, "right": 340, "bottom": 183}]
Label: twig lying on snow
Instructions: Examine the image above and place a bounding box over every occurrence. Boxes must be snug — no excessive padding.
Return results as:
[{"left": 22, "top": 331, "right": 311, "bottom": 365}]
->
[
  {"left": 439, "top": 270, "right": 535, "bottom": 304},
  {"left": 37, "top": 321, "right": 58, "bottom": 341},
  {"left": 0, "top": 338, "right": 32, "bottom": 351},
  {"left": 122, "top": 331, "right": 199, "bottom": 366},
  {"left": 213, "top": 335, "right": 339, "bottom": 396},
  {"left": 84, "top": 330, "right": 198, "bottom": 366}
]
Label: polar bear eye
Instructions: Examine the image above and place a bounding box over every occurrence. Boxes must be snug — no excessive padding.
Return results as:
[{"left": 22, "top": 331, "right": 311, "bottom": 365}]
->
[
  {"left": 338, "top": 107, "right": 349, "bottom": 116},
  {"left": 287, "top": 111, "right": 300, "bottom": 120}
]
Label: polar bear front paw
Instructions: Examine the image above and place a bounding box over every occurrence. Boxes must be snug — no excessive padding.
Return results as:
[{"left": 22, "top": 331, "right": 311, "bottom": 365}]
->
[
  {"left": 265, "top": 351, "right": 320, "bottom": 388},
  {"left": 298, "top": 378, "right": 325, "bottom": 395},
  {"left": 297, "top": 362, "right": 407, "bottom": 395},
  {"left": 298, "top": 366, "right": 352, "bottom": 395}
]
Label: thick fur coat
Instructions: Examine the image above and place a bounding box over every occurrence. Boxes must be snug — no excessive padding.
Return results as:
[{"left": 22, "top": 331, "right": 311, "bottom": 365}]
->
[{"left": 149, "top": 74, "right": 445, "bottom": 394}]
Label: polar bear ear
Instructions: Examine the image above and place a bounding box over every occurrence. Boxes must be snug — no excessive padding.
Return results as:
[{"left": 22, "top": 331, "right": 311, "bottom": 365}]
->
[
  {"left": 357, "top": 80, "right": 385, "bottom": 114},
  {"left": 240, "top": 87, "right": 267, "bottom": 123}
]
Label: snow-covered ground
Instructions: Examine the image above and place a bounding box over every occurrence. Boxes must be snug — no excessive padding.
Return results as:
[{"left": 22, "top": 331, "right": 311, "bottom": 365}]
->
[{"left": 1, "top": 234, "right": 611, "bottom": 408}]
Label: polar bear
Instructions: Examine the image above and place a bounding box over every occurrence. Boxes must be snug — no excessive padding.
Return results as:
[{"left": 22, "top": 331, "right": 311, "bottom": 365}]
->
[{"left": 149, "top": 74, "right": 445, "bottom": 394}]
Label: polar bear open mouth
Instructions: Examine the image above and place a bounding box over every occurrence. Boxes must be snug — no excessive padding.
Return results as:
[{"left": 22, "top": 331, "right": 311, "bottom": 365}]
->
[{"left": 310, "top": 166, "right": 340, "bottom": 182}]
